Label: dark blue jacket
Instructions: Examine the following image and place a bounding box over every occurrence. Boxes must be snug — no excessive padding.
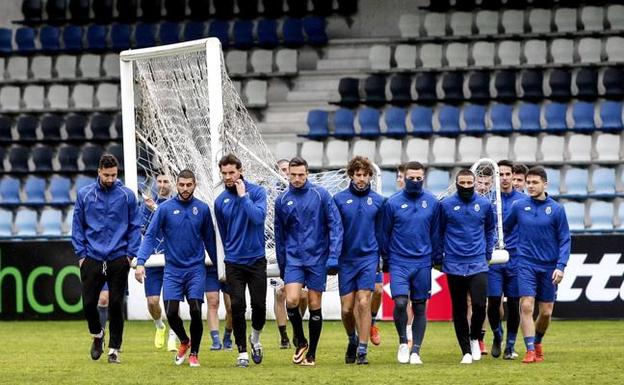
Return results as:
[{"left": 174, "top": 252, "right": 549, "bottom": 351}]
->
[
  {"left": 381, "top": 189, "right": 441, "bottom": 268},
  {"left": 72, "top": 179, "right": 141, "bottom": 262},
  {"left": 140, "top": 196, "right": 168, "bottom": 254},
  {"left": 494, "top": 189, "right": 525, "bottom": 270},
  {"left": 439, "top": 192, "right": 496, "bottom": 276},
  {"left": 137, "top": 196, "right": 217, "bottom": 271},
  {"left": 503, "top": 194, "right": 570, "bottom": 271},
  {"left": 215, "top": 180, "right": 267, "bottom": 266},
  {"left": 333, "top": 183, "right": 385, "bottom": 263},
  {"left": 274, "top": 181, "right": 343, "bottom": 271}
]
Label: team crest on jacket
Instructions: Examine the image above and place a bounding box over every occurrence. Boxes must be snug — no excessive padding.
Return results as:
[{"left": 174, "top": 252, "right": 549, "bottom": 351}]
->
[
  {"left": 454, "top": 205, "right": 460, "bottom": 211},
  {"left": 192, "top": 207, "right": 198, "bottom": 215},
  {"left": 347, "top": 199, "right": 353, "bottom": 204},
  {"left": 367, "top": 197, "right": 373, "bottom": 205},
  {"left": 173, "top": 209, "right": 180, "bottom": 215},
  {"left": 474, "top": 203, "right": 480, "bottom": 212},
  {"left": 401, "top": 203, "right": 408, "bottom": 209},
  {"left": 524, "top": 206, "right": 531, "bottom": 211},
  {"left": 287, "top": 201, "right": 293, "bottom": 206},
  {"left": 545, "top": 206, "right": 552, "bottom": 215},
  {"left": 224, "top": 198, "right": 230, "bottom": 204},
  {"left": 421, "top": 200, "right": 427, "bottom": 208}
]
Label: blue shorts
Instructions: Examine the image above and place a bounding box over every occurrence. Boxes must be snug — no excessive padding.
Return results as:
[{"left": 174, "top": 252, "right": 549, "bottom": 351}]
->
[
  {"left": 389, "top": 263, "right": 431, "bottom": 301},
  {"left": 338, "top": 259, "right": 377, "bottom": 296},
  {"left": 487, "top": 264, "right": 518, "bottom": 298},
  {"left": 205, "top": 269, "right": 227, "bottom": 293},
  {"left": 375, "top": 271, "right": 383, "bottom": 284},
  {"left": 163, "top": 265, "right": 206, "bottom": 302},
  {"left": 144, "top": 266, "right": 164, "bottom": 297},
  {"left": 517, "top": 264, "right": 557, "bottom": 302},
  {"left": 284, "top": 263, "right": 327, "bottom": 292}
]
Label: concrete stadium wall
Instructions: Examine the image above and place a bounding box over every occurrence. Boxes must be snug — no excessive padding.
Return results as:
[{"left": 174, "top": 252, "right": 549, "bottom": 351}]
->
[{"left": 0, "top": 1, "right": 24, "bottom": 31}]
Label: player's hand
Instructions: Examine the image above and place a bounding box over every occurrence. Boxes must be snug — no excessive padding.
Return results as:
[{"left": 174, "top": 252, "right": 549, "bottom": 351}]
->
[
  {"left": 78, "top": 257, "right": 85, "bottom": 267},
  {"left": 235, "top": 179, "right": 246, "bottom": 197},
  {"left": 326, "top": 258, "right": 339, "bottom": 275},
  {"left": 144, "top": 197, "right": 157, "bottom": 211},
  {"left": 552, "top": 269, "right": 564, "bottom": 285},
  {"left": 135, "top": 265, "right": 146, "bottom": 283},
  {"left": 381, "top": 259, "right": 390, "bottom": 273}
]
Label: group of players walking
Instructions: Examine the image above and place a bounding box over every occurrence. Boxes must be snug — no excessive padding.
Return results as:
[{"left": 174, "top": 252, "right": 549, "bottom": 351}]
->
[{"left": 72, "top": 152, "right": 569, "bottom": 367}]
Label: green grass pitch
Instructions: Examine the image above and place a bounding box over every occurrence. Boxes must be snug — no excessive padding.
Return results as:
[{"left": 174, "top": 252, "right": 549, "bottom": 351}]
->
[{"left": 1, "top": 320, "right": 622, "bottom": 384}]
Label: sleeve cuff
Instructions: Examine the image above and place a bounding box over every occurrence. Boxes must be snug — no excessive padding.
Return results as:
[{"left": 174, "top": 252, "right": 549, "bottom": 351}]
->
[{"left": 556, "top": 263, "right": 566, "bottom": 271}]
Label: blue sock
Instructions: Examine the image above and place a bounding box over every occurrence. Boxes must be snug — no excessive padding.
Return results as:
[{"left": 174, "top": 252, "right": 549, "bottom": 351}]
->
[
  {"left": 524, "top": 336, "right": 535, "bottom": 351},
  {"left": 507, "top": 332, "right": 517, "bottom": 350},
  {"left": 357, "top": 342, "right": 368, "bottom": 355},
  {"left": 224, "top": 328, "right": 232, "bottom": 341},
  {"left": 210, "top": 330, "right": 220, "bottom": 343},
  {"left": 493, "top": 325, "right": 504, "bottom": 340},
  {"left": 371, "top": 313, "right": 378, "bottom": 326},
  {"left": 535, "top": 331, "right": 544, "bottom": 344},
  {"left": 348, "top": 332, "right": 358, "bottom": 346}
]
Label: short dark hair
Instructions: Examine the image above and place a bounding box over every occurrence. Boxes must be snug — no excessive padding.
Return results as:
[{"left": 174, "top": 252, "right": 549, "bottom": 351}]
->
[
  {"left": 177, "top": 169, "right": 196, "bottom": 182},
  {"left": 347, "top": 156, "right": 374, "bottom": 177},
  {"left": 404, "top": 161, "right": 425, "bottom": 172},
  {"left": 456, "top": 168, "right": 475, "bottom": 181},
  {"left": 527, "top": 166, "right": 547, "bottom": 182},
  {"left": 478, "top": 165, "right": 493, "bottom": 177},
  {"left": 277, "top": 158, "right": 289, "bottom": 165},
  {"left": 397, "top": 164, "right": 406, "bottom": 173},
  {"left": 497, "top": 159, "right": 514, "bottom": 169},
  {"left": 218, "top": 153, "right": 242, "bottom": 170},
  {"left": 513, "top": 163, "right": 529, "bottom": 175},
  {"left": 98, "top": 154, "right": 118, "bottom": 169},
  {"left": 289, "top": 156, "right": 308, "bottom": 171}
]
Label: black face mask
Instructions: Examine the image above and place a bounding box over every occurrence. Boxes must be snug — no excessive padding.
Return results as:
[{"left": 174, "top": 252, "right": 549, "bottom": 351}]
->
[
  {"left": 405, "top": 178, "right": 424, "bottom": 196},
  {"left": 456, "top": 184, "right": 475, "bottom": 201},
  {"left": 349, "top": 181, "right": 370, "bottom": 196}
]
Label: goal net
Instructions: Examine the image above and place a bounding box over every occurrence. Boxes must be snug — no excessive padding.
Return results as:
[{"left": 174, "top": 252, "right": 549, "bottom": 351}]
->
[{"left": 119, "top": 38, "right": 382, "bottom": 288}]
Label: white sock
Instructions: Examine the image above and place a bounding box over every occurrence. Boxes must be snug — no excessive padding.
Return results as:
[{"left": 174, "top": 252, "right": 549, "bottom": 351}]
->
[
  {"left": 108, "top": 348, "right": 117, "bottom": 355},
  {"left": 406, "top": 324, "right": 413, "bottom": 341},
  {"left": 93, "top": 330, "right": 104, "bottom": 338},
  {"left": 238, "top": 352, "right": 249, "bottom": 360},
  {"left": 154, "top": 318, "right": 165, "bottom": 329},
  {"left": 250, "top": 328, "right": 261, "bottom": 346},
  {"left": 169, "top": 329, "right": 177, "bottom": 338}
]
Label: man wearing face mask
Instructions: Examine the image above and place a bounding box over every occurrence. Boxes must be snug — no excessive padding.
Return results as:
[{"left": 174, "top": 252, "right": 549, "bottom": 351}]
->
[
  {"left": 381, "top": 161, "right": 441, "bottom": 365},
  {"left": 333, "top": 156, "right": 385, "bottom": 365},
  {"left": 438, "top": 169, "right": 496, "bottom": 365}
]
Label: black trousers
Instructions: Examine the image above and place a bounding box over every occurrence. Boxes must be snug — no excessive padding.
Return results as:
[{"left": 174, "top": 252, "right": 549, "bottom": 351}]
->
[
  {"left": 447, "top": 272, "right": 488, "bottom": 355},
  {"left": 80, "top": 256, "right": 130, "bottom": 350},
  {"left": 225, "top": 258, "right": 267, "bottom": 353}
]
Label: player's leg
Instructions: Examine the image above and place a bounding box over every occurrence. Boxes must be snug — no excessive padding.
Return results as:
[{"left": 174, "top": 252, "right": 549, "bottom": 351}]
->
[
  {"left": 487, "top": 265, "right": 504, "bottom": 358},
  {"left": 145, "top": 266, "right": 166, "bottom": 349},
  {"left": 205, "top": 290, "right": 221, "bottom": 350},
  {"left": 504, "top": 266, "right": 520, "bottom": 359},
  {"left": 225, "top": 263, "right": 250, "bottom": 366},
  {"left": 533, "top": 268, "right": 557, "bottom": 362},
  {"left": 302, "top": 264, "right": 326, "bottom": 366},
  {"left": 185, "top": 266, "right": 207, "bottom": 367},
  {"left": 468, "top": 272, "right": 488, "bottom": 361},
  {"left": 407, "top": 267, "right": 431, "bottom": 364},
  {"left": 518, "top": 265, "right": 538, "bottom": 363},
  {"left": 447, "top": 274, "right": 472, "bottom": 363},
  {"left": 105, "top": 256, "right": 130, "bottom": 363},
  {"left": 285, "top": 264, "right": 308, "bottom": 363},
  {"left": 389, "top": 262, "right": 410, "bottom": 363},
  {"left": 80, "top": 258, "right": 107, "bottom": 360},
  {"left": 338, "top": 260, "right": 358, "bottom": 364},
  {"left": 97, "top": 286, "right": 109, "bottom": 333},
  {"left": 274, "top": 285, "right": 291, "bottom": 348},
  {"left": 406, "top": 297, "right": 414, "bottom": 349},
  {"left": 222, "top": 291, "right": 234, "bottom": 350},
  {"left": 164, "top": 270, "right": 191, "bottom": 365},
  {"left": 370, "top": 272, "right": 383, "bottom": 346},
  {"left": 299, "top": 287, "right": 309, "bottom": 317},
  {"left": 248, "top": 259, "right": 268, "bottom": 365},
  {"left": 353, "top": 259, "right": 376, "bottom": 364}
]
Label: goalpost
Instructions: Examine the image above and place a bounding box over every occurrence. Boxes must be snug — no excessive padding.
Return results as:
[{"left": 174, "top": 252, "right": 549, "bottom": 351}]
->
[{"left": 119, "top": 38, "right": 383, "bottom": 289}]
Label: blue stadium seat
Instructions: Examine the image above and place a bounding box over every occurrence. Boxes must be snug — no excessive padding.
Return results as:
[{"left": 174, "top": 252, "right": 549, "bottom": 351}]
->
[
  {"left": 591, "top": 168, "right": 616, "bottom": 197},
  {"left": 442, "top": 72, "right": 464, "bottom": 102},
  {"left": 544, "top": 102, "right": 568, "bottom": 133},
  {"left": 90, "top": 113, "right": 113, "bottom": 140},
  {"left": 0, "top": 209, "right": 13, "bottom": 237},
  {"left": 564, "top": 168, "right": 589, "bottom": 197},
  {"left": 40, "top": 207, "right": 63, "bottom": 236},
  {"left": 381, "top": 170, "right": 398, "bottom": 197},
  {"left": 334, "top": 108, "right": 356, "bottom": 138},
  {"left": 490, "top": 103, "right": 513, "bottom": 133},
  {"left": 520, "top": 69, "right": 543, "bottom": 101},
  {"left": 16, "top": 115, "right": 38, "bottom": 141},
  {"left": 81, "top": 145, "right": 104, "bottom": 172},
  {"left": 283, "top": 18, "right": 305, "bottom": 48},
  {"left": 563, "top": 201, "right": 585, "bottom": 231},
  {"left": 93, "top": 0, "right": 114, "bottom": 23},
  {"left": 65, "top": 114, "right": 88, "bottom": 140},
  {"left": 15, "top": 208, "right": 38, "bottom": 237},
  {"left": 86, "top": 24, "right": 108, "bottom": 51},
  {"left": 364, "top": 74, "right": 386, "bottom": 106},
  {"left": 22, "top": 0, "right": 43, "bottom": 21},
  {"left": 494, "top": 71, "right": 516, "bottom": 101},
  {"left": 141, "top": 0, "right": 162, "bottom": 22},
  {"left": 41, "top": 114, "right": 62, "bottom": 141},
  {"left": 46, "top": 0, "right": 67, "bottom": 21},
  {"left": 389, "top": 74, "right": 412, "bottom": 105},
  {"left": 238, "top": 0, "right": 259, "bottom": 18},
  {"left": 438, "top": 105, "right": 461, "bottom": 135},
  {"left": 589, "top": 201, "right": 614, "bottom": 231},
  {"left": 49, "top": 175, "right": 71, "bottom": 204},
  {"left": 74, "top": 174, "right": 93, "bottom": 193},
  {"left": 599, "top": 101, "right": 623, "bottom": 131},
  {"left": 213, "top": 0, "right": 234, "bottom": 19},
  {"left": 262, "top": 0, "right": 285, "bottom": 18},
  {"left": 233, "top": 20, "right": 254, "bottom": 49},
  {"left": 358, "top": 107, "right": 381, "bottom": 138},
  {"left": 24, "top": 175, "right": 46, "bottom": 204},
  {"left": 303, "top": 17, "right": 328, "bottom": 46},
  {"left": 70, "top": 0, "right": 91, "bottom": 23},
  {"left": 0, "top": 116, "right": 12, "bottom": 142},
  {"left": 16, "top": 27, "right": 36, "bottom": 54},
  {"left": 111, "top": 24, "right": 132, "bottom": 51},
  {"left": 8, "top": 146, "right": 30, "bottom": 173},
  {"left": 257, "top": 19, "right": 279, "bottom": 49},
  {"left": 576, "top": 68, "right": 598, "bottom": 100},
  {"left": 545, "top": 167, "right": 561, "bottom": 195},
  {"left": 32, "top": 145, "right": 54, "bottom": 172},
  {"left": 549, "top": 69, "right": 572, "bottom": 101},
  {"left": 468, "top": 71, "right": 490, "bottom": 102},
  {"left": 0, "top": 147, "right": 5, "bottom": 173},
  {"left": 159, "top": 22, "right": 181, "bottom": 45},
  {"left": 414, "top": 72, "right": 437, "bottom": 103},
  {"left": 410, "top": 105, "right": 434, "bottom": 135},
  {"left": 63, "top": 25, "right": 84, "bottom": 53},
  {"left": 135, "top": 23, "right": 157, "bottom": 49},
  {"left": 338, "top": 77, "right": 360, "bottom": 106},
  {"left": 106, "top": 143, "right": 124, "bottom": 168},
  {"left": 117, "top": 0, "right": 138, "bottom": 22},
  {"left": 58, "top": 145, "right": 80, "bottom": 172},
  {"left": 463, "top": 104, "right": 486, "bottom": 134},
  {"left": 572, "top": 101, "right": 595, "bottom": 132},
  {"left": 426, "top": 169, "right": 450, "bottom": 196},
  {"left": 603, "top": 67, "right": 624, "bottom": 99},
  {"left": 188, "top": 0, "right": 210, "bottom": 21},
  {"left": 40, "top": 25, "right": 61, "bottom": 53},
  {"left": 0, "top": 176, "right": 21, "bottom": 205},
  {"left": 165, "top": 0, "right": 187, "bottom": 21},
  {"left": 306, "top": 110, "right": 329, "bottom": 138},
  {"left": 208, "top": 20, "right": 230, "bottom": 49},
  {"left": 184, "top": 21, "right": 206, "bottom": 41},
  {"left": 0, "top": 28, "right": 12, "bottom": 54},
  {"left": 518, "top": 102, "right": 541, "bottom": 133},
  {"left": 312, "top": 0, "right": 333, "bottom": 16},
  {"left": 286, "top": 0, "right": 307, "bottom": 17},
  {"left": 384, "top": 107, "right": 407, "bottom": 137}
]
